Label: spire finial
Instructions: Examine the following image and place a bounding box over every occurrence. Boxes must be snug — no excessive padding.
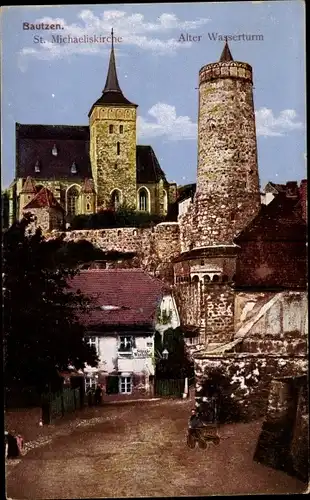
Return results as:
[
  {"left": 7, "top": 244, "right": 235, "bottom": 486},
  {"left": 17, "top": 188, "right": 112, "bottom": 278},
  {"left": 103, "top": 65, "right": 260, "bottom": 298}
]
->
[
  {"left": 103, "top": 28, "right": 122, "bottom": 94},
  {"left": 219, "top": 39, "right": 234, "bottom": 62}
]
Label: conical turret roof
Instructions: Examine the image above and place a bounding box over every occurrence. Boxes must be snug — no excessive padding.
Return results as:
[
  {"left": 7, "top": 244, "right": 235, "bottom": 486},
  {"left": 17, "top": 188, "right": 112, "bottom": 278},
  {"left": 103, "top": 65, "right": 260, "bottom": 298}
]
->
[{"left": 219, "top": 41, "right": 234, "bottom": 62}]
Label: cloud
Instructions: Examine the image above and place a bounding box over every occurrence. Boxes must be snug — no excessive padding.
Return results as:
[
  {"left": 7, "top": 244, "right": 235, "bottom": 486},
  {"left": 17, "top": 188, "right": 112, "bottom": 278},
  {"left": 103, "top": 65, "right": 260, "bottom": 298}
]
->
[
  {"left": 19, "top": 10, "right": 210, "bottom": 62},
  {"left": 255, "top": 108, "right": 303, "bottom": 137},
  {"left": 137, "top": 103, "right": 197, "bottom": 141},
  {"left": 138, "top": 104, "right": 304, "bottom": 142}
]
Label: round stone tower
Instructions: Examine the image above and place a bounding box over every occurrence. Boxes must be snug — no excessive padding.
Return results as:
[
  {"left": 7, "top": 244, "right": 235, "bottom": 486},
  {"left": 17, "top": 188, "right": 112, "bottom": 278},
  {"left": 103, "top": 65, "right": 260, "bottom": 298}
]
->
[{"left": 193, "top": 41, "right": 261, "bottom": 248}]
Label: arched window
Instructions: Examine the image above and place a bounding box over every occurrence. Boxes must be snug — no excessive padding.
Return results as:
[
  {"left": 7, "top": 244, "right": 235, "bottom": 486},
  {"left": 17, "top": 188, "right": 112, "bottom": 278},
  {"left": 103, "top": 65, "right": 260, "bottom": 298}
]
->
[
  {"left": 192, "top": 275, "right": 199, "bottom": 283},
  {"left": 67, "top": 186, "right": 80, "bottom": 217},
  {"left": 86, "top": 203, "right": 91, "bottom": 211},
  {"left": 163, "top": 189, "right": 168, "bottom": 213},
  {"left": 203, "top": 275, "right": 211, "bottom": 283},
  {"left": 109, "top": 125, "right": 113, "bottom": 134},
  {"left": 139, "top": 188, "right": 149, "bottom": 212},
  {"left": 111, "top": 189, "right": 121, "bottom": 210},
  {"left": 117, "top": 142, "right": 120, "bottom": 155},
  {"left": 212, "top": 275, "right": 220, "bottom": 282}
]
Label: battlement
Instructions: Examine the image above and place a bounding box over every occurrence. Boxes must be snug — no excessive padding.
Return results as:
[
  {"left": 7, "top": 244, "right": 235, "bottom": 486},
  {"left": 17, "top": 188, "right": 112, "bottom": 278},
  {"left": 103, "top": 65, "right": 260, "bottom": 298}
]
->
[{"left": 199, "top": 61, "right": 253, "bottom": 85}]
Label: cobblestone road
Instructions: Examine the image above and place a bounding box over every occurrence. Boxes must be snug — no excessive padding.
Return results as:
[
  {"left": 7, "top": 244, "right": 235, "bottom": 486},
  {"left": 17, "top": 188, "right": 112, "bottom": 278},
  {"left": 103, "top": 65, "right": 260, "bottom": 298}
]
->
[{"left": 5, "top": 398, "right": 307, "bottom": 498}]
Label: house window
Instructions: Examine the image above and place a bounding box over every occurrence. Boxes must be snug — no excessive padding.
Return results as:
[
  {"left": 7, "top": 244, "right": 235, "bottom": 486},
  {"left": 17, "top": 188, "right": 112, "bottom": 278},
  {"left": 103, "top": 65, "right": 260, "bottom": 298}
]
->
[
  {"left": 119, "top": 125, "right": 123, "bottom": 134},
  {"left": 146, "top": 341, "right": 153, "bottom": 348},
  {"left": 86, "top": 336, "right": 97, "bottom": 351},
  {"left": 109, "top": 124, "right": 113, "bottom": 134},
  {"left": 117, "top": 142, "right": 120, "bottom": 155},
  {"left": 139, "top": 189, "right": 148, "bottom": 211},
  {"left": 85, "top": 375, "right": 97, "bottom": 392},
  {"left": 67, "top": 186, "right": 80, "bottom": 217},
  {"left": 119, "top": 376, "right": 132, "bottom": 394},
  {"left": 119, "top": 336, "right": 133, "bottom": 352}
]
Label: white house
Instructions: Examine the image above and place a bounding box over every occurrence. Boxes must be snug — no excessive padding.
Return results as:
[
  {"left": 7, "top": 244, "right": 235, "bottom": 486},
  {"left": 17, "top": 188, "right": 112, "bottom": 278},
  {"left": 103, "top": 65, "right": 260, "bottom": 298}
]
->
[{"left": 69, "top": 268, "right": 179, "bottom": 399}]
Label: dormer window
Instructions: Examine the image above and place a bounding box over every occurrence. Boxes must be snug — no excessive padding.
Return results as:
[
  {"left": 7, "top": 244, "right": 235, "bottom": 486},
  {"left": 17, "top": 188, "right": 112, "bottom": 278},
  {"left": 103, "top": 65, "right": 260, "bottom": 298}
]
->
[
  {"left": 71, "top": 162, "right": 77, "bottom": 174},
  {"left": 52, "top": 144, "right": 58, "bottom": 156},
  {"left": 34, "top": 160, "right": 40, "bottom": 173}
]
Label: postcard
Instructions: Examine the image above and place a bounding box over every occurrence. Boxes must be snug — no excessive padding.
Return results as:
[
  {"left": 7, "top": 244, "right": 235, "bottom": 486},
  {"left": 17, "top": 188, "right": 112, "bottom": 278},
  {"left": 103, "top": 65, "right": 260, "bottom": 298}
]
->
[{"left": 2, "top": 1, "right": 308, "bottom": 498}]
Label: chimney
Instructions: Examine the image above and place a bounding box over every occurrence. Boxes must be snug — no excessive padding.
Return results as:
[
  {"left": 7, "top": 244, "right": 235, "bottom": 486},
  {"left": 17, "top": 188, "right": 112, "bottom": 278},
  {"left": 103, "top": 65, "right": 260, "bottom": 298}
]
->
[
  {"left": 285, "top": 181, "right": 298, "bottom": 198},
  {"left": 299, "top": 179, "right": 307, "bottom": 222}
]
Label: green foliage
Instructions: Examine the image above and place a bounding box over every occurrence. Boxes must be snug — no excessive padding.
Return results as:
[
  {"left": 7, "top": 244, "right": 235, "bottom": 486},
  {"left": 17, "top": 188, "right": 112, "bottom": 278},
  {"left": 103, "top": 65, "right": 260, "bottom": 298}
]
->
[
  {"left": 155, "top": 327, "right": 194, "bottom": 380},
  {"left": 3, "top": 214, "right": 99, "bottom": 394},
  {"left": 70, "top": 204, "right": 166, "bottom": 230}
]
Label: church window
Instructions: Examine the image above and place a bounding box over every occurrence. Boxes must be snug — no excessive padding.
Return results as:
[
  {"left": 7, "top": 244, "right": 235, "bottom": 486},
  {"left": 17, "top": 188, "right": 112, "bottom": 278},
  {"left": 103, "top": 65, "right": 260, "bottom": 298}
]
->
[
  {"left": 34, "top": 160, "right": 40, "bottom": 173},
  {"left": 86, "top": 203, "right": 91, "bottom": 211},
  {"left": 109, "top": 124, "right": 113, "bottom": 134},
  {"left": 139, "top": 188, "right": 149, "bottom": 212},
  {"left": 192, "top": 275, "right": 199, "bottom": 283},
  {"left": 111, "top": 189, "right": 121, "bottom": 210},
  {"left": 163, "top": 189, "right": 168, "bottom": 213},
  {"left": 203, "top": 275, "right": 210, "bottom": 282},
  {"left": 71, "top": 162, "right": 77, "bottom": 174},
  {"left": 212, "top": 275, "right": 220, "bottom": 282},
  {"left": 117, "top": 142, "right": 120, "bottom": 155},
  {"left": 119, "top": 125, "right": 123, "bottom": 134},
  {"left": 67, "top": 186, "right": 80, "bottom": 217},
  {"left": 51, "top": 144, "right": 58, "bottom": 156}
]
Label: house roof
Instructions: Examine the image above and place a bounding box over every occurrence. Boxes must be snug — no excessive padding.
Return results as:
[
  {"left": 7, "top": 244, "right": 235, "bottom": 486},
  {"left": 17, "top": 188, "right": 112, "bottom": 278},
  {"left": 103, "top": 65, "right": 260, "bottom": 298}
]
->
[
  {"left": 23, "top": 187, "right": 64, "bottom": 211},
  {"left": 69, "top": 269, "right": 167, "bottom": 328},
  {"left": 177, "top": 183, "right": 196, "bottom": 203},
  {"left": 264, "top": 181, "right": 287, "bottom": 194},
  {"left": 235, "top": 191, "right": 307, "bottom": 243},
  {"left": 16, "top": 125, "right": 165, "bottom": 185},
  {"left": 136, "top": 145, "right": 167, "bottom": 184}
]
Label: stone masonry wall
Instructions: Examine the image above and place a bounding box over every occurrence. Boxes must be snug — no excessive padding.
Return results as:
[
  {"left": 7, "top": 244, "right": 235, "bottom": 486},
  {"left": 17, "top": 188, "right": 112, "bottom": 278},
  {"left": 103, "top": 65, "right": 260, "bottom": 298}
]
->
[
  {"left": 49, "top": 222, "right": 180, "bottom": 280},
  {"left": 203, "top": 283, "right": 235, "bottom": 343},
  {"left": 194, "top": 353, "right": 308, "bottom": 421},
  {"left": 90, "top": 106, "right": 137, "bottom": 209}
]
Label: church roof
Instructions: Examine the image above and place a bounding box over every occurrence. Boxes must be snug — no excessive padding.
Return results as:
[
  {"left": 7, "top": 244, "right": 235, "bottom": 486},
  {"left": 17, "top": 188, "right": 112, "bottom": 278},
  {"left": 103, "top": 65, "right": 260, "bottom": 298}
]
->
[
  {"left": 16, "top": 123, "right": 92, "bottom": 180},
  {"left": 23, "top": 187, "right": 64, "bottom": 211},
  {"left": 16, "top": 124, "right": 165, "bottom": 184},
  {"left": 21, "top": 176, "right": 36, "bottom": 194},
  {"left": 219, "top": 41, "right": 234, "bottom": 62},
  {"left": 89, "top": 31, "right": 137, "bottom": 115},
  {"left": 136, "top": 145, "right": 167, "bottom": 184}
]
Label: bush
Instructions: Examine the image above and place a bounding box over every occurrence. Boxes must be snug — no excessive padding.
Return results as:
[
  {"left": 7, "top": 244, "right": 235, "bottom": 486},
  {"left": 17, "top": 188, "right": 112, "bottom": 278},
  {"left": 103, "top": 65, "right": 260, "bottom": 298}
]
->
[{"left": 70, "top": 205, "right": 166, "bottom": 230}]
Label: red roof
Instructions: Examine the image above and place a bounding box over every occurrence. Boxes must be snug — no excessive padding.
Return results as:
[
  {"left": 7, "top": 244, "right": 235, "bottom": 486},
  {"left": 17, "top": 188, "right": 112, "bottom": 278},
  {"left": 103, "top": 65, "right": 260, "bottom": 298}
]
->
[
  {"left": 23, "top": 187, "right": 64, "bottom": 211},
  {"left": 69, "top": 269, "right": 167, "bottom": 328}
]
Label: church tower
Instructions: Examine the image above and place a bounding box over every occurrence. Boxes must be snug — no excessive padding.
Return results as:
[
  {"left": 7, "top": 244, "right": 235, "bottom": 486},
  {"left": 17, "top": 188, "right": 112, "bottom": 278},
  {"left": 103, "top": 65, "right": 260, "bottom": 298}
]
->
[
  {"left": 194, "top": 41, "right": 261, "bottom": 247},
  {"left": 89, "top": 30, "right": 138, "bottom": 210}
]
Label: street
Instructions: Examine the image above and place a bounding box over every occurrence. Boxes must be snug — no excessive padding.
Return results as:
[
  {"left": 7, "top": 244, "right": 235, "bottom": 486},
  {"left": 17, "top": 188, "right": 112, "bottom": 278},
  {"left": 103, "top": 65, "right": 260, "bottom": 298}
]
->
[{"left": 6, "top": 398, "right": 306, "bottom": 498}]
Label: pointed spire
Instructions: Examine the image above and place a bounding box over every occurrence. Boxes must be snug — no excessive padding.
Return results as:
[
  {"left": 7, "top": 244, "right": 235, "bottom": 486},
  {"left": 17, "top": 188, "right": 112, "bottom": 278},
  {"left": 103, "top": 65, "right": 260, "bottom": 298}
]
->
[
  {"left": 103, "top": 28, "right": 122, "bottom": 94},
  {"left": 219, "top": 40, "right": 234, "bottom": 62}
]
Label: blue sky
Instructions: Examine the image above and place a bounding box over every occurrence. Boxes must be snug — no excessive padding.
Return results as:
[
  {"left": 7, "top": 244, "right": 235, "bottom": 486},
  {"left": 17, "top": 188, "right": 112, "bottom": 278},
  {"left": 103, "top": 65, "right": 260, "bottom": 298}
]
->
[{"left": 1, "top": 1, "right": 306, "bottom": 190}]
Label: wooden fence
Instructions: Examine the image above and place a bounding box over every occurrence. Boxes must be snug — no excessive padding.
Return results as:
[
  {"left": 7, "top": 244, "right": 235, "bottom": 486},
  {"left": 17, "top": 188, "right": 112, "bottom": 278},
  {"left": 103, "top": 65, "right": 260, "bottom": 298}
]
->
[
  {"left": 41, "top": 387, "right": 81, "bottom": 424},
  {"left": 154, "top": 378, "right": 185, "bottom": 398}
]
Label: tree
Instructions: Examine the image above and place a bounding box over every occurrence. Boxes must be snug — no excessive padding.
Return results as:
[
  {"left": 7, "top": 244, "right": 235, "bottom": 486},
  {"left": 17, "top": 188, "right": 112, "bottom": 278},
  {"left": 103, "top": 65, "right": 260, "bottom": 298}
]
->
[
  {"left": 155, "top": 327, "right": 194, "bottom": 380},
  {"left": 3, "top": 214, "right": 99, "bottom": 394}
]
